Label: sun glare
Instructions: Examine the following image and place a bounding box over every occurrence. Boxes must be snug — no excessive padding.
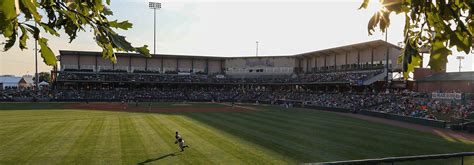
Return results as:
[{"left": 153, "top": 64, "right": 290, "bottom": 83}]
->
[{"left": 367, "top": 0, "right": 386, "bottom": 12}]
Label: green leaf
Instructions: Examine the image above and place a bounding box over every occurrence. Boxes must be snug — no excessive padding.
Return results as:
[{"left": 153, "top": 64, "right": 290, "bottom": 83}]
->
[
  {"left": 93, "top": 0, "right": 104, "bottom": 11},
  {"left": 20, "top": 0, "right": 42, "bottom": 21},
  {"left": 428, "top": 40, "right": 451, "bottom": 72},
  {"left": 64, "top": 21, "right": 79, "bottom": 42},
  {"left": 2, "top": 31, "right": 17, "bottom": 51},
  {"left": 19, "top": 25, "right": 29, "bottom": 49},
  {"left": 0, "top": 0, "right": 17, "bottom": 21},
  {"left": 104, "top": 29, "right": 134, "bottom": 51},
  {"left": 401, "top": 40, "right": 420, "bottom": 78},
  {"left": 39, "top": 22, "right": 60, "bottom": 36},
  {"left": 448, "top": 26, "right": 471, "bottom": 54},
  {"left": 103, "top": 7, "right": 113, "bottom": 15},
  {"left": 40, "top": 0, "right": 54, "bottom": 6},
  {"left": 135, "top": 45, "right": 151, "bottom": 57},
  {"left": 38, "top": 38, "right": 57, "bottom": 66},
  {"left": 23, "top": 23, "right": 40, "bottom": 39},
  {"left": 109, "top": 20, "right": 133, "bottom": 30},
  {"left": 101, "top": 42, "right": 116, "bottom": 63},
  {"left": 2, "top": 19, "right": 17, "bottom": 37}
]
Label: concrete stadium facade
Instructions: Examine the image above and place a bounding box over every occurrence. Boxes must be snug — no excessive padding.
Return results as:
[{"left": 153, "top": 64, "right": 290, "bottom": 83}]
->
[{"left": 58, "top": 40, "right": 401, "bottom": 77}]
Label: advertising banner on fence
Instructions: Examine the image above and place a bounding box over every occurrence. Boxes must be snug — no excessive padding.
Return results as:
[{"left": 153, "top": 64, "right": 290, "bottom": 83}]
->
[{"left": 431, "top": 92, "right": 462, "bottom": 100}]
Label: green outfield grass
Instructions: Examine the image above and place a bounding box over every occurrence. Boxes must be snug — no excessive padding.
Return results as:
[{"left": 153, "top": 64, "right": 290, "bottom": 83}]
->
[
  {"left": 136, "top": 102, "right": 228, "bottom": 108},
  {"left": 0, "top": 103, "right": 473, "bottom": 164}
]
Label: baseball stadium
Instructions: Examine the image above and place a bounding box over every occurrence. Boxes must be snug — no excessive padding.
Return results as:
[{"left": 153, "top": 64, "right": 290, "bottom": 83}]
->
[
  {"left": 2, "top": 39, "right": 474, "bottom": 164},
  {"left": 2, "top": 1, "right": 474, "bottom": 165}
]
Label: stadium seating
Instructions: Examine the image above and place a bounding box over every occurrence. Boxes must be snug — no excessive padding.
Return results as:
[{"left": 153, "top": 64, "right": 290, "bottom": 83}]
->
[{"left": 56, "top": 69, "right": 384, "bottom": 84}]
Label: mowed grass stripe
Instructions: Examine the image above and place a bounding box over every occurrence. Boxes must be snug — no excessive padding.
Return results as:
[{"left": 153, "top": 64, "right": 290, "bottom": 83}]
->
[
  {"left": 170, "top": 114, "right": 296, "bottom": 164},
  {"left": 252, "top": 110, "right": 473, "bottom": 155},
  {"left": 268, "top": 109, "right": 474, "bottom": 150},
  {"left": 61, "top": 118, "right": 105, "bottom": 164},
  {"left": 119, "top": 115, "right": 148, "bottom": 164},
  {"left": 155, "top": 115, "right": 216, "bottom": 164},
  {"left": 206, "top": 112, "right": 351, "bottom": 162},
  {"left": 0, "top": 123, "right": 58, "bottom": 161},
  {"left": 226, "top": 112, "right": 383, "bottom": 159},
  {"left": 0, "top": 121, "right": 72, "bottom": 163},
  {"left": 240, "top": 111, "right": 429, "bottom": 157},
  {"left": 262, "top": 109, "right": 474, "bottom": 153},
  {"left": 135, "top": 114, "right": 201, "bottom": 165},
  {"left": 259, "top": 109, "right": 463, "bottom": 145},
  {"left": 92, "top": 115, "right": 122, "bottom": 164},
  {"left": 186, "top": 111, "right": 473, "bottom": 163},
  {"left": 130, "top": 115, "right": 163, "bottom": 159},
  {"left": 0, "top": 124, "right": 41, "bottom": 149},
  {"left": 259, "top": 109, "right": 420, "bottom": 133},
  {"left": 165, "top": 115, "right": 242, "bottom": 164},
  {"left": 0, "top": 110, "right": 75, "bottom": 124},
  {"left": 186, "top": 112, "right": 326, "bottom": 162},
  {"left": 144, "top": 115, "right": 193, "bottom": 164},
  {"left": 0, "top": 110, "right": 115, "bottom": 127},
  {"left": 32, "top": 119, "right": 92, "bottom": 164},
  {"left": 166, "top": 115, "right": 265, "bottom": 164},
  {"left": 17, "top": 121, "right": 74, "bottom": 162}
]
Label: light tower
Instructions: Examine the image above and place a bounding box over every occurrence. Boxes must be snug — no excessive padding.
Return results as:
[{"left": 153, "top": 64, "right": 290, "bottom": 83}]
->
[
  {"left": 256, "top": 41, "right": 259, "bottom": 57},
  {"left": 149, "top": 2, "right": 161, "bottom": 57},
  {"left": 34, "top": 23, "right": 39, "bottom": 92},
  {"left": 456, "top": 56, "right": 464, "bottom": 72}
]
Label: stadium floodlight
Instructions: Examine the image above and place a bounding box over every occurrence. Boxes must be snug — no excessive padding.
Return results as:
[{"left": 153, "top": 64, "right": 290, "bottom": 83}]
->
[
  {"left": 149, "top": 2, "right": 161, "bottom": 59},
  {"left": 149, "top": 2, "right": 161, "bottom": 9},
  {"left": 256, "top": 41, "right": 259, "bottom": 57},
  {"left": 456, "top": 56, "right": 464, "bottom": 72}
]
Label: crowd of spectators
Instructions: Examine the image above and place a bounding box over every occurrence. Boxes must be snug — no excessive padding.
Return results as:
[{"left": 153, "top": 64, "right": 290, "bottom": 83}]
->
[
  {"left": 54, "top": 89, "right": 187, "bottom": 102},
  {"left": 367, "top": 95, "right": 473, "bottom": 120},
  {"left": 0, "top": 88, "right": 52, "bottom": 101},
  {"left": 2, "top": 86, "right": 472, "bottom": 121},
  {"left": 296, "top": 70, "right": 383, "bottom": 84},
  {"left": 57, "top": 69, "right": 383, "bottom": 84},
  {"left": 50, "top": 88, "right": 474, "bottom": 120}
]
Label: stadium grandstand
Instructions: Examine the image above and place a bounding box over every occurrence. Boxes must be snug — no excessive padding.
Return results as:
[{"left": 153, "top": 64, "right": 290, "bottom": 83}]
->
[
  {"left": 51, "top": 40, "right": 400, "bottom": 103},
  {"left": 54, "top": 40, "right": 401, "bottom": 87}
]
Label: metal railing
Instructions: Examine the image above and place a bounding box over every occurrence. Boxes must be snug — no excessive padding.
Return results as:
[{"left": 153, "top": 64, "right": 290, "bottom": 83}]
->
[
  {"left": 362, "top": 68, "right": 387, "bottom": 85},
  {"left": 309, "top": 152, "right": 474, "bottom": 165}
]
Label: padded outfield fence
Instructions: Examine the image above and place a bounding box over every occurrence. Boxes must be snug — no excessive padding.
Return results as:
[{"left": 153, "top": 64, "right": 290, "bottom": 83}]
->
[{"left": 309, "top": 152, "right": 474, "bottom": 165}]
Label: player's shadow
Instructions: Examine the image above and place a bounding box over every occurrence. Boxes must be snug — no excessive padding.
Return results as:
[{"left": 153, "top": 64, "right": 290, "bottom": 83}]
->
[{"left": 137, "top": 152, "right": 181, "bottom": 165}]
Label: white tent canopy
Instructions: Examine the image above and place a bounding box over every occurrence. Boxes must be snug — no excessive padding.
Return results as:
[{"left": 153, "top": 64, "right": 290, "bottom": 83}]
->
[{"left": 22, "top": 75, "right": 34, "bottom": 87}]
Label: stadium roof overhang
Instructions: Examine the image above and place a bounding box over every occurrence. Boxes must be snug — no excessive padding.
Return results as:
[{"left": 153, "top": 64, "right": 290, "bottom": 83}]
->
[
  {"left": 295, "top": 40, "right": 401, "bottom": 59},
  {"left": 59, "top": 40, "right": 401, "bottom": 59},
  {"left": 58, "top": 50, "right": 227, "bottom": 60}
]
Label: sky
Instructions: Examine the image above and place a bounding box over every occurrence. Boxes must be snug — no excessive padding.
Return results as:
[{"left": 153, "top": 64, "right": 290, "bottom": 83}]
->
[{"left": 1, "top": 0, "right": 473, "bottom": 76}]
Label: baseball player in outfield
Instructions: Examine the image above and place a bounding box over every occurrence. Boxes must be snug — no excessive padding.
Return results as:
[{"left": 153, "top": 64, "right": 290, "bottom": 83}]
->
[{"left": 175, "top": 131, "right": 189, "bottom": 152}]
